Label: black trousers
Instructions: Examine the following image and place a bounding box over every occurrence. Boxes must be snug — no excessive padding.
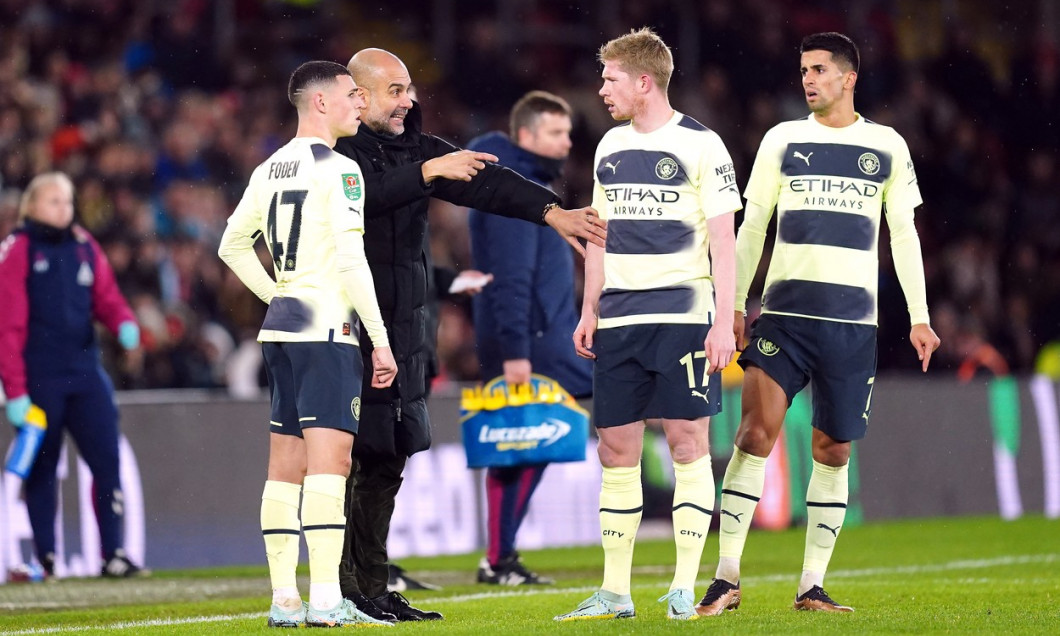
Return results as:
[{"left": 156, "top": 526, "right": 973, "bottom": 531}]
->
[{"left": 339, "top": 453, "right": 408, "bottom": 598}]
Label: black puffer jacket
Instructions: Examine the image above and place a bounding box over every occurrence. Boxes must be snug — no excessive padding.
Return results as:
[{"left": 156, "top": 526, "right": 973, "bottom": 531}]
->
[{"left": 333, "top": 102, "right": 559, "bottom": 459}]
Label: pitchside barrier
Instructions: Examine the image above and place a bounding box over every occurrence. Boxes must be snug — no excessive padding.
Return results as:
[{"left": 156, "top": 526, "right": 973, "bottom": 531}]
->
[{"left": 1, "top": 375, "right": 1057, "bottom": 581}]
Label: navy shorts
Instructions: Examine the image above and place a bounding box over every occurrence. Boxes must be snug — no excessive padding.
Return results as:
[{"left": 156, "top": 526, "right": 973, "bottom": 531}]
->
[
  {"left": 738, "top": 314, "right": 877, "bottom": 441},
  {"left": 262, "top": 341, "right": 364, "bottom": 437},
  {"left": 592, "top": 323, "right": 722, "bottom": 428}
]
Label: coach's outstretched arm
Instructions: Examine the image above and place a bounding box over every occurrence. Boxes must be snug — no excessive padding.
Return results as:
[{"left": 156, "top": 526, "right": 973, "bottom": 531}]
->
[
  {"left": 425, "top": 138, "right": 607, "bottom": 255},
  {"left": 732, "top": 200, "right": 774, "bottom": 350}
]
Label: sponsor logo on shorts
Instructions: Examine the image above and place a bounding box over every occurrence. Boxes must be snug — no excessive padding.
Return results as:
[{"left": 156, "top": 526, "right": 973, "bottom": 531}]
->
[
  {"left": 351, "top": 397, "right": 361, "bottom": 420},
  {"left": 757, "top": 338, "right": 780, "bottom": 356},
  {"left": 691, "top": 388, "right": 710, "bottom": 403}
]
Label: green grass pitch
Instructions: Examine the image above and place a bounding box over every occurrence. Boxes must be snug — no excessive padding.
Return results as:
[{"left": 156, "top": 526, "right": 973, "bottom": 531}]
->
[{"left": 0, "top": 515, "right": 1057, "bottom": 634}]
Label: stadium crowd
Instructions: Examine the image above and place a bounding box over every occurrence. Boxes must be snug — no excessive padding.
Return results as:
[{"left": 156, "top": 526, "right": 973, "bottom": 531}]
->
[{"left": 0, "top": 0, "right": 1056, "bottom": 392}]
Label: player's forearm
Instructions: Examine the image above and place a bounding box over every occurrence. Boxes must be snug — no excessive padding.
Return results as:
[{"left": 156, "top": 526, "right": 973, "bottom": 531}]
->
[
  {"left": 734, "top": 200, "right": 771, "bottom": 313},
  {"left": 887, "top": 206, "right": 930, "bottom": 326},
  {"left": 708, "top": 213, "right": 737, "bottom": 328},
  {"left": 335, "top": 234, "right": 389, "bottom": 348},
  {"left": 581, "top": 242, "right": 605, "bottom": 319},
  {"left": 218, "top": 230, "right": 275, "bottom": 304}
]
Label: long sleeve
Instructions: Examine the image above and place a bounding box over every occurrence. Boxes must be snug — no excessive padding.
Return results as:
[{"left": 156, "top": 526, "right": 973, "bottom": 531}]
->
[
  {"left": 0, "top": 233, "right": 30, "bottom": 398},
  {"left": 360, "top": 160, "right": 435, "bottom": 218},
  {"left": 734, "top": 200, "right": 774, "bottom": 314},
  {"left": 885, "top": 204, "right": 930, "bottom": 325},
  {"left": 218, "top": 186, "right": 276, "bottom": 305},
  {"left": 334, "top": 229, "right": 388, "bottom": 348},
  {"left": 81, "top": 229, "right": 135, "bottom": 335},
  {"left": 426, "top": 135, "right": 558, "bottom": 224}
]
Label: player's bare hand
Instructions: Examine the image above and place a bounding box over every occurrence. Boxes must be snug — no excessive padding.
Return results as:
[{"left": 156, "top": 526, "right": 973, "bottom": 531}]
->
[
  {"left": 503, "top": 359, "right": 532, "bottom": 385},
  {"left": 371, "top": 346, "right": 398, "bottom": 388},
  {"left": 733, "top": 311, "right": 747, "bottom": 351},
  {"left": 704, "top": 322, "right": 736, "bottom": 375},
  {"left": 573, "top": 316, "right": 598, "bottom": 359},
  {"left": 544, "top": 206, "right": 607, "bottom": 256},
  {"left": 910, "top": 323, "right": 940, "bottom": 372},
  {"left": 422, "top": 150, "right": 499, "bottom": 183}
]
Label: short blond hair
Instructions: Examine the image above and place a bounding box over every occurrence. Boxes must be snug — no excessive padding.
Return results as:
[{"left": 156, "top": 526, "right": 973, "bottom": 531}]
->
[
  {"left": 19, "top": 172, "right": 74, "bottom": 220},
  {"left": 598, "top": 27, "right": 673, "bottom": 93}
]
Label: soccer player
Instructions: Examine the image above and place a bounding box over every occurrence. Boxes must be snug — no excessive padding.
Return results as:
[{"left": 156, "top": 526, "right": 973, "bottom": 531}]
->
[
  {"left": 555, "top": 28, "right": 741, "bottom": 621},
  {"left": 468, "top": 90, "right": 593, "bottom": 586},
  {"left": 697, "top": 32, "right": 941, "bottom": 616},
  {"left": 0, "top": 172, "right": 145, "bottom": 580},
  {"left": 332, "top": 48, "right": 606, "bottom": 623},
  {"left": 218, "top": 60, "right": 397, "bottom": 628}
]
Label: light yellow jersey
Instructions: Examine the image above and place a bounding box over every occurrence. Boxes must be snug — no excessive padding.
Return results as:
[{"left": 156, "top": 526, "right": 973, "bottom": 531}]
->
[
  {"left": 219, "top": 136, "right": 387, "bottom": 346},
  {"left": 591, "top": 111, "right": 742, "bottom": 329},
  {"left": 738, "top": 114, "right": 927, "bottom": 326}
]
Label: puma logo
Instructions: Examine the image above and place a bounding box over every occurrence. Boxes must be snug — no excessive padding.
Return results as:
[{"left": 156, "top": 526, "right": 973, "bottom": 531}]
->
[
  {"left": 721, "top": 509, "right": 743, "bottom": 523},
  {"left": 604, "top": 160, "right": 621, "bottom": 174},
  {"left": 793, "top": 150, "right": 814, "bottom": 166},
  {"left": 348, "top": 206, "right": 361, "bottom": 216},
  {"left": 691, "top": 389, "right": 710, "bottom": 403},
  {"left": 817, "top": 523, "right": 840, "bottom": 537}
]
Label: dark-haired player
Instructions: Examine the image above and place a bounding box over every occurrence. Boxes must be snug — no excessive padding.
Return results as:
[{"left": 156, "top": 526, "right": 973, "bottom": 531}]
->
[
  {"left": 698, "top": 32, "right": 940, "bottom": 616},
  {"left": 219, "top": 60, "right": 396, "bottom": 628}
]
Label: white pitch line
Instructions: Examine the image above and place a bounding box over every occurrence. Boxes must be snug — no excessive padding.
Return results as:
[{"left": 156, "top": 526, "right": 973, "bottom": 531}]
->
[
  {"left": 0, "top": 613, "right": 262, "bottom": 635},
  {"left": 1, "top": 552, "right": 1056, "bottom": 634}
]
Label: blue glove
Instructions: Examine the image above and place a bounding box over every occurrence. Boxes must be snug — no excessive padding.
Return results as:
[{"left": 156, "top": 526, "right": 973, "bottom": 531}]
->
[
  {"left": 118, "top": 321, "right": 140, "bottom": 351},
  {"left": 5, "top": 395, "right": 31, "bottom": 428}
]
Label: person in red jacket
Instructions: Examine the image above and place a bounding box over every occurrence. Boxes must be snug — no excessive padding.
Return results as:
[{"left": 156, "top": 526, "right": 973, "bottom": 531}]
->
[{"left": 0, "top": 172, "right": 146, "bottom": 578}]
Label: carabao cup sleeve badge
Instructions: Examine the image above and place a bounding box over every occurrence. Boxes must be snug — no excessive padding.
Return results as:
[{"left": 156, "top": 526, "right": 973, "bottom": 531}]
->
[
  {"left": 460, "top": 374, "right": 589, "bottom": 468},
  {"left": 342, "top": 173, "right": 362, "bottom": 200}
]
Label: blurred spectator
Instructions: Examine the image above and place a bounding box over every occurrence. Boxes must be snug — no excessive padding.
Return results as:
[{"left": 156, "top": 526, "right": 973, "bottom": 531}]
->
[
  {"left": 0, "top": 171, "right": 147, "bottom": 578},
  {"left": 0, "top": 0, "right": 1056, "bottom": 389}
]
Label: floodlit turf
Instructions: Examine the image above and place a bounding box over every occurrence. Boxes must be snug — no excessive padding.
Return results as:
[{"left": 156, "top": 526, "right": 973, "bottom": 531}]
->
[{"left": 0, "top": 515, "right": 1057, "bottom": 634}]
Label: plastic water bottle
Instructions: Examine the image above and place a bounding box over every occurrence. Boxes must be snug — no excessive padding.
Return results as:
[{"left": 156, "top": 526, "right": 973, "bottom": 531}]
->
[{"left": 5, "top": 404, "right": 47, "bottom": 479}]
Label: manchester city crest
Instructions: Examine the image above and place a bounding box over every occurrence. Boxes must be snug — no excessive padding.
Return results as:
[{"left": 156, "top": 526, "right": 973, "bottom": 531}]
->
[
  {"left": 351, "top": 396, "right": 361, "bottom": 420},
  {"left": 655, "top": 157, "right": 679, "bottom": 180},
  {"left": 757, "top": 338, "right": 780, "bottom": 356},
  {"left": 858, "top": 152, "right": 880, "bottom": 176}
]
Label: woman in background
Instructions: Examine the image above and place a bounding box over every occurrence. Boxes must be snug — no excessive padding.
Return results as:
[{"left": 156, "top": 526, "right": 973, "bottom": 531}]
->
[{"left": 0, "top": 172, "right": 146, "bottom": 578}]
